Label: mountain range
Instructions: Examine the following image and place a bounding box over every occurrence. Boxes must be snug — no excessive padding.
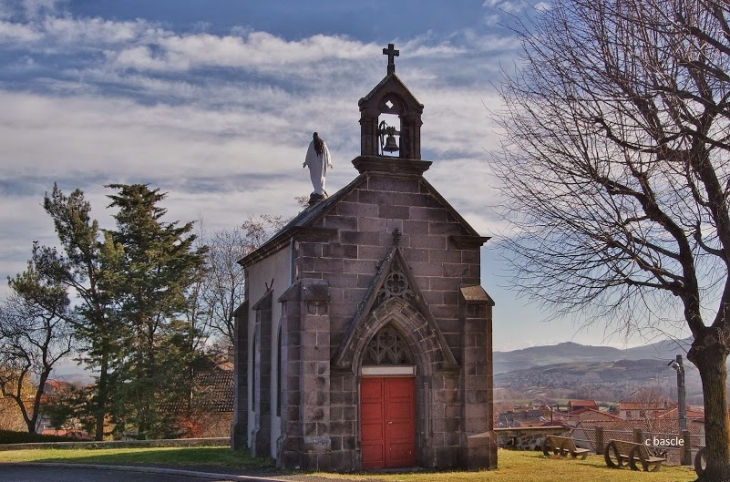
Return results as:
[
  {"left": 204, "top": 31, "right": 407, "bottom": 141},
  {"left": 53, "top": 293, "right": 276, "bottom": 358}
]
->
[
  {"left": 493, "top": 337, "right": 705, "bottom": 404},
  {"left": 494, "top": 337, "right": 692, "bottom": 374}
]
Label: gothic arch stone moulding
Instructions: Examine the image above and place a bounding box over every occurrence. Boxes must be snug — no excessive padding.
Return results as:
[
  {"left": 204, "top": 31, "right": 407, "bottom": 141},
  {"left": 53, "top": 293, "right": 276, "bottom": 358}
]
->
[
  {"left": 334, "top": 296, "right": 454, "bottom": 376},
  {"left": 332, "top": 246, "right": 457, "bottom": 373}
]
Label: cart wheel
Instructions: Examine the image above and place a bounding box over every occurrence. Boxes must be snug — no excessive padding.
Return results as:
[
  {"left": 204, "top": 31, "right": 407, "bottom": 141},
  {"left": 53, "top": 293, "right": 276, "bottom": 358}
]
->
[
  {"left": 695, "top": 447, "right": 707, "bottom": 477},
  {"left": 604, "top": 441, "right": 624, "bottom": 468}
]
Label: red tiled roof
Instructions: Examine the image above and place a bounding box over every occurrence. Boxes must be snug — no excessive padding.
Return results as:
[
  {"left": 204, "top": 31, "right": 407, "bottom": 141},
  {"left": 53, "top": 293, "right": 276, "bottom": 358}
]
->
[
  {"left": 656, "top": 407, "right": 704, "bottom": 420},
  {"left": 568, "top": 400, "right": 598, "bottom": 409},
  {"left": 161, "top": 367, "right": 233, "bottom": 413},
  {"left": 619, "top": 402, "right": 670, "bottom": 410},
  {"left": 568, "top": 408, "right": 622, "bottom": 420},
  {"left": 569, "top": 399, "right": 597, "bottom": 405},
  {"left": 195, "top": 368, "right": 234, "bottom": 412}
]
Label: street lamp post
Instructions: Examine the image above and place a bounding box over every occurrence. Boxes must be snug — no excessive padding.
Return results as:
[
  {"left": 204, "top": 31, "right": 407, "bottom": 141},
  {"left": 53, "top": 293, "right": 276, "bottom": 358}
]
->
[
  {"left": 669, "top": 354, "right": 689, "bottom": 465},
  {"left": 670, "top": 354, "right": 687, "bottom": 431}
]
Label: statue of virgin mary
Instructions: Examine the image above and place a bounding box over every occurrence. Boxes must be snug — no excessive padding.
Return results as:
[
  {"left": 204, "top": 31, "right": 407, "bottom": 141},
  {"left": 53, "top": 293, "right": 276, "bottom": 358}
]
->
[{"left": 303, "top": 132, "right": 333, "bottom": 197}]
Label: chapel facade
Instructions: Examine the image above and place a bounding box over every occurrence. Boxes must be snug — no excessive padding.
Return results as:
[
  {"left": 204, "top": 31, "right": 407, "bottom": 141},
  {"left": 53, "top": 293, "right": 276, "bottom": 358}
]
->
[{"left": 232, "top": 45, "right": 498, "bottom": 472}]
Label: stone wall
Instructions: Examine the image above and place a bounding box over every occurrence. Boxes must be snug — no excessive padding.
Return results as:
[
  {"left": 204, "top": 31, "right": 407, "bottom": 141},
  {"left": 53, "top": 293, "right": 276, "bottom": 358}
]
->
[
  {"left": 495, "top": 426, "right": 570, "bottom": 451},
  {"left": 299, "top": 174, "right": 481, "bottom": 351},
  {"left": 0, "top": 437, "right": 229, "bottom": 451}
]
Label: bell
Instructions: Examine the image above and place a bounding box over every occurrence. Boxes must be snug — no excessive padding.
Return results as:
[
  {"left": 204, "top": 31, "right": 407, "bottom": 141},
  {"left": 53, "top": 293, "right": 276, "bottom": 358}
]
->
[{"left": 383, "top": 134, "right": 399, "bottom": 153}]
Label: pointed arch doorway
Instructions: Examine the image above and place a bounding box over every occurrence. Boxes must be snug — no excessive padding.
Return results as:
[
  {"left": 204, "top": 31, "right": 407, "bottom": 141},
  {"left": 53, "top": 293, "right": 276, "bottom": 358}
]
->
[{"left": 360, "top": 325, "right": 416, "bottom": 469}]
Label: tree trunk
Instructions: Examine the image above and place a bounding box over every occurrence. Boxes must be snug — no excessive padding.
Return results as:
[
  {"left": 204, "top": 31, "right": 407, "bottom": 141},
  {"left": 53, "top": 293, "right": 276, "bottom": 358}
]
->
[
  {"left": 94, "top": 354, "right": 109, "bottom": 441},
  {"left": 24, "top": 420, "right": 36, "bottom": 433},
  {"left": 690, "top": 335, "right": 730, "bottom": 482}
]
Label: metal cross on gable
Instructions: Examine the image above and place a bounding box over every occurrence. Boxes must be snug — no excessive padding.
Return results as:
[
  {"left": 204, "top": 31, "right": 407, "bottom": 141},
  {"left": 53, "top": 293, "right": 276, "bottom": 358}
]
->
[{"left": 383, "top": 43, "right": 399, "bottom": 75}]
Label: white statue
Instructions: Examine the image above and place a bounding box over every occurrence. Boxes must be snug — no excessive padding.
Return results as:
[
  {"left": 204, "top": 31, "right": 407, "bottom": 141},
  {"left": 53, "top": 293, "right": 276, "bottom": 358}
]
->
[{"left": 303, "top": 132, "right": 333, "bottom": 197}]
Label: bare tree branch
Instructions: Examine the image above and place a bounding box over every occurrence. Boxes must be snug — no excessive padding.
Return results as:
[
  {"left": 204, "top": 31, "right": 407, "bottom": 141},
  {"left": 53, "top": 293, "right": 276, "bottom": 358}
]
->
[{"left": 493, "top": 1, "right": 730, "bottom": 478}]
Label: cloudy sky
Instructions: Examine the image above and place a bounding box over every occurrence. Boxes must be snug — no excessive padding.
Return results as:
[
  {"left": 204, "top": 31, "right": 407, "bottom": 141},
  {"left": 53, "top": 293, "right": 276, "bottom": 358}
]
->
[{"left": 0, "top": 0, "right": 689, "bottom": 352}]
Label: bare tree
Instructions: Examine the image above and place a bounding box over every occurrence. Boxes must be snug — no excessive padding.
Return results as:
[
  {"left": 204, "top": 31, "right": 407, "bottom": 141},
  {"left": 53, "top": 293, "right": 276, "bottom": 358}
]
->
[
  {"left": 0, "top": 387, "right": 27, "bottom": 431},
  {"left": 0, "top": 262, "right": 73, "bottom": 433},
  {"left": 493, "top": 0, "right": 730, "bottom": 479},
  {"left": 197, "top": 226, "right": 247, "bottom": 349},
  {"left": 199, "top": 215, "right": 288, "bottom": 350}
]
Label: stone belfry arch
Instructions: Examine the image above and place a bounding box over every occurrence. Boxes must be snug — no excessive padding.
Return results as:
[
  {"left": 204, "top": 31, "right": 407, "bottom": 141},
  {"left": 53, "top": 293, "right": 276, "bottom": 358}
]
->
[{"left": 358, "top": 43, "right": 424, "bottom": 160}]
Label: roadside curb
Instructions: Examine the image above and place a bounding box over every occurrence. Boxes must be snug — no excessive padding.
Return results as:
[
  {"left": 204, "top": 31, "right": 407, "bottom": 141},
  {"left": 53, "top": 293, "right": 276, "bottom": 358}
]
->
[{"left": 0, "top": 462, "right": 294, "bottom": 482}]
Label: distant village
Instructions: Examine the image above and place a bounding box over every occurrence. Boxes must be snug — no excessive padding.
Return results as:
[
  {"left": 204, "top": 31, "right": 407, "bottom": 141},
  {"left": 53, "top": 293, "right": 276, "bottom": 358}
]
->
[
  {"left": 495, "top": 397, "right": 704, "bottom": 429},
  {"left": 494, "top": 394, "right": 705, "bottom": 464}
]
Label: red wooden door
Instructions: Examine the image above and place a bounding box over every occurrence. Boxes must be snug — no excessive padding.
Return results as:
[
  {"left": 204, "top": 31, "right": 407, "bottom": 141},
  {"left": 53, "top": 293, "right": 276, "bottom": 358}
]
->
[{"left": 361, "top": 377, "right": 416, "bottom": 469}]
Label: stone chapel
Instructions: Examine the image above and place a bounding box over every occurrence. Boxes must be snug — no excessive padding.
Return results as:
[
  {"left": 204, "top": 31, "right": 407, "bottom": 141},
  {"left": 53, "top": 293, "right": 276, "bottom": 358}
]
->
[{"left": 232, "top": 44, "right": 498, "bottom": 472}]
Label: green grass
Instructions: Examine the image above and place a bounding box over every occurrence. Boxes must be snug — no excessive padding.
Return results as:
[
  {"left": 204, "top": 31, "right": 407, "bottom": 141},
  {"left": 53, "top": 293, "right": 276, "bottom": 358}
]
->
[
  {"left": 0, "top": 446, "right": 276, "bottom": 471},
  {"left": 0, "top": 447, "right": 698, "bottom": 481},
  {"left": 338, "top": 451, "right": 698, "bottom": 482}
]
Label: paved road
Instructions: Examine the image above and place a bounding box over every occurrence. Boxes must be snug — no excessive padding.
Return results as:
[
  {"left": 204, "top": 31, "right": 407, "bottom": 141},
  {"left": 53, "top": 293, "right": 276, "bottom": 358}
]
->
[{"left": 0, "top": 464, "right": 285, "bottom": 482}]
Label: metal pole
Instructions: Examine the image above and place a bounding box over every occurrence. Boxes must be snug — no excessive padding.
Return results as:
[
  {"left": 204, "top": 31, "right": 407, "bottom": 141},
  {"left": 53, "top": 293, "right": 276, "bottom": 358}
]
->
[{"left": 676, "top": 354, "right": 687, "bottom": 432}]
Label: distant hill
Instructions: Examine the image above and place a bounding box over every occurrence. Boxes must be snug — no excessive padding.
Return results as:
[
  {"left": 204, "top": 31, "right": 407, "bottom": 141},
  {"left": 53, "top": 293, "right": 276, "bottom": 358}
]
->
[
  {"left": 495, "top": 358, "right": 681, "bottom": 386},
  {"left": 494, "top": 338, "right": 692, "bottom": 374},
  {"left": 493, "top": 357, "right": 703, "bottom": 404},
  {"left": 622, "top": 338, "right": 692, "bottom": 361},
  {"left": 493, "top": 338, "right": 704, "bottom": 404}
]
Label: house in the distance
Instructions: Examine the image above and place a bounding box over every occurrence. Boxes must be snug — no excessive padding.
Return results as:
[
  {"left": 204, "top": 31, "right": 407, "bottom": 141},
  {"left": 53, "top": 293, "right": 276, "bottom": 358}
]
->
[
  {"left": 655, "top": 405, "right": 705, "bottom": 422},
  {"left": 497, "top": 409, "right": 552, "bottom": 428},
  {"left": 618, "top": 401, "right": 671, "bottom": 420},
  {"left": 566, "top": 407, "right": 621, "bottom": 424},
  {"left": 567, "top": 399, "right": 598, "bottom": 412}
]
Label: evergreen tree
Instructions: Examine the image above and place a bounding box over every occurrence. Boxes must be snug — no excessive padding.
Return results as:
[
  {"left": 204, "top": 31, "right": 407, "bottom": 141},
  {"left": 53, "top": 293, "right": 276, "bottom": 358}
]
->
[
  {"left": 33, "top": 185, "right": 124, "bottom": 440},
  {"left": 105, "top": 184, "right": 207, "bottom": 438}
]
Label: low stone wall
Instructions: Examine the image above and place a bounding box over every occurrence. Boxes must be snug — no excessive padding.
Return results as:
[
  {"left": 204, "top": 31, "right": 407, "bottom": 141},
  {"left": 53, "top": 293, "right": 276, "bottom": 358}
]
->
[
  {"left": 0, "top": 437, "right": 229, "bottom": 451},
  {"left": 494, "top": 426, "right": 570, "bottom": 451}
]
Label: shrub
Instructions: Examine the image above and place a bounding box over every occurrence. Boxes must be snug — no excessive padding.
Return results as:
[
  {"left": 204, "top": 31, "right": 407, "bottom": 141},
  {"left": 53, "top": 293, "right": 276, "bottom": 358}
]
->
[{"left": 0, "top": 429, "right": 76, "bottom": 444}]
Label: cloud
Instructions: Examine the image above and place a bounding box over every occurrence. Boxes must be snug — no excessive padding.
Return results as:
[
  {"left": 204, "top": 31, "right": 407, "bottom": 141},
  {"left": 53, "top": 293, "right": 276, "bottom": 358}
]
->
[
  {"left": 482, "top": 0, "right": 537, "bottom": 15},
  {"left": 0, "top": 0, "right": 64, "bottom": 22},
  {"left": 0, "top": 16, "right": 152, "bottom": 49},
  {"left": 483, "top": 14, "right": 502, "bottom": 27},
  {"left": 0, "top": 19, "right": 41, "bottom": 41},
  {"left": 0, "top": 6, "right": 521, "bottom": 302},
  {"left": 2, "top": 1, "right": 645, "bottom": 353},
  {"left": 105, "top": 30, "right": 378, "bottom": 74},
  {"left": 22, "top": 0, "right": 63, "bottom": 18},
  {"left": 42, "top": 16, "right": 145, "bottom": 44}
]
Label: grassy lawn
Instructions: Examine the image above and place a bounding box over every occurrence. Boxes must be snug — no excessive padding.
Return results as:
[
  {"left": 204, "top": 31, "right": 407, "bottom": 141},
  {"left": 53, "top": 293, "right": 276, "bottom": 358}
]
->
[
  {"left": 0, "top": 447, "right": 698, "bottom": 481},
  {"left": 0, "top": 446, "right": 275, "bottom": 471}
]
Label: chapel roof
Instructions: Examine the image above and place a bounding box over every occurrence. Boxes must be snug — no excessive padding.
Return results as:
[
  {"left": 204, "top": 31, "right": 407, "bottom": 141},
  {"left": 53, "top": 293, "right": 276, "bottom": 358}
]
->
[{"left": 240, "top": 171, "right": 487, "bottom": 268}]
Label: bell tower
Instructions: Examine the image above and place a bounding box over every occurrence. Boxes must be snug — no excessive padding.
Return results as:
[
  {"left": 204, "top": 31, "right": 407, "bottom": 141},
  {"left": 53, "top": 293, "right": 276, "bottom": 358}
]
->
[{"left": 358, "top": 44, "right": 424, "bottom": 160}]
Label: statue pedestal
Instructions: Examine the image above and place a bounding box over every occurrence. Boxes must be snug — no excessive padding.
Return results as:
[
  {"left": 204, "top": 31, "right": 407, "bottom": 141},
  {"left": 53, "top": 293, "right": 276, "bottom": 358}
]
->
[{"left": 308, "top": 192, "right": 328, "bottom": 205}]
